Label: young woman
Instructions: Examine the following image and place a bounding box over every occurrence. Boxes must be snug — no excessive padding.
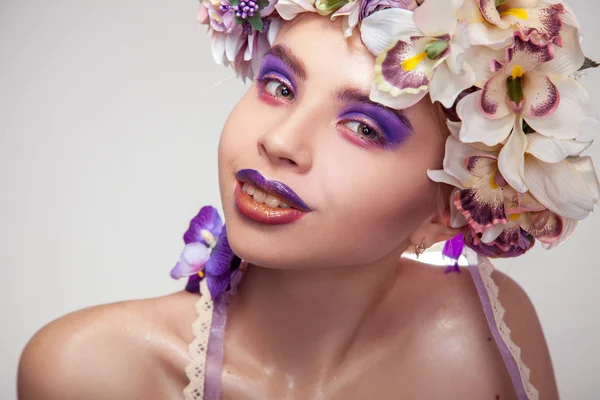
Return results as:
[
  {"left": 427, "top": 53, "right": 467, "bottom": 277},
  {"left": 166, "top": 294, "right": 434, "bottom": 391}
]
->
[{"left": 18, "top": 1, "right": 599, "bottom": 399}]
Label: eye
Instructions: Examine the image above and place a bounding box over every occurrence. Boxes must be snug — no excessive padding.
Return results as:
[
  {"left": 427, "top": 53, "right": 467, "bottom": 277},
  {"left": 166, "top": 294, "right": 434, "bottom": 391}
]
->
[
  {"left": 265, "top": 79, "right": 295, "bottom": 101},
  {"left": 342, "top": 121, "right": 380, "bottom": 141}
]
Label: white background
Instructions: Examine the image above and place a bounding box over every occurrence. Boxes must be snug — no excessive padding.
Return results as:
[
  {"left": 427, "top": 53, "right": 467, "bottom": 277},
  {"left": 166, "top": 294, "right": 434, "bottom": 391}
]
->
[{"left": 1, "top": 1, "right": 599, "bottom": 398}]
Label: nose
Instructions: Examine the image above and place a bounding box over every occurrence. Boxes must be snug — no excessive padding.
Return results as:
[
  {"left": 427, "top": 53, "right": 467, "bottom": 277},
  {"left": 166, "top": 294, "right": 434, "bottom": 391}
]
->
[{"left": 256, "top": 111, "right": 314, "bottom": 173}]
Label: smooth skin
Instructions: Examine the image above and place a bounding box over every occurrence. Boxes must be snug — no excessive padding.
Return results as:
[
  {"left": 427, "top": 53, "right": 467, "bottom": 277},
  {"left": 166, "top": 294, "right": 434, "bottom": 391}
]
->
[{"left": 18, "top": 15, "right": 559, "bottom": 400}]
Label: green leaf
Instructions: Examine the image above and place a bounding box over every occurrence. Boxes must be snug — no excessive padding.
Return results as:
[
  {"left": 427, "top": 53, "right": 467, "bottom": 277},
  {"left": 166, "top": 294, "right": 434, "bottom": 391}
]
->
[
  {"left": 248, "top": 13, "right": 263, "bottom": 32},
  {"left": 257, "top": 0, "right": 269, "bottom": 11},
  {"left": 579, "top": 57, "right": 600, "bottom": 72},
  {"left": 230, "top": 0, "right": 241, "bottom": 6}
]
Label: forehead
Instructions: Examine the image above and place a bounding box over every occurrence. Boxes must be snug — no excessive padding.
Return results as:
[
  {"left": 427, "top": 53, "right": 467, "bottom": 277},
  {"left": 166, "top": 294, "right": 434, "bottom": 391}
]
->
[
  {"left": 265, "top": 14, "right": 444, "bottom": 144},
  {"left": 272, "top": 15, "right": 376, "bottom": 90}
]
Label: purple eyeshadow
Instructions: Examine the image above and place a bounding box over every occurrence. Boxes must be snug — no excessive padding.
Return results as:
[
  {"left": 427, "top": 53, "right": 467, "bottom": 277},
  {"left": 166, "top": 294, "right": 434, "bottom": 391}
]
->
[
  {"left": 340, "top": 103, "right": 412, "bottom": 146},
  {"left": 257, "top": 51, "right": 411, "bottom": 148},
  {"left": 258, "top": 54, "right": 297, "bottom": 91}
]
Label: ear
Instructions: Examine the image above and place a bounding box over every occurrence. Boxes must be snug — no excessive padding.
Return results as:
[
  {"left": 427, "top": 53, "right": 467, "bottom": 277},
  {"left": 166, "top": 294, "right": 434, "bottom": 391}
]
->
[{"left": 408, "top": 210, "right": 462, "bottom": 250}]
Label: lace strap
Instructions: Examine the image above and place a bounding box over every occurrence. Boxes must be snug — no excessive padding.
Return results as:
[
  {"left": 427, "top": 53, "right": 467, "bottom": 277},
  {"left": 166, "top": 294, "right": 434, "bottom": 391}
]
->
[
  {"left": 182, "top": 257, "right": 538, "bottom": 399},
  {"left": 468, "top": 252, "right": 539, "bottom": 400},
  {"left": 183, "top": 278, "right": 214, "bottom": 400}
]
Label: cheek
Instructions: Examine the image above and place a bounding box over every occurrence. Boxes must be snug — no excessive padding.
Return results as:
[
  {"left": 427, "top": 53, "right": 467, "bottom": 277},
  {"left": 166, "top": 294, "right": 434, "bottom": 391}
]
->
[
  {"left": 314, "top": 148, "right": 436, "bottom": 263},
  {"left": 218, "top": 93, "right": 258, "bottom": 218},
  {"left": 218, "top": 84, "right": 289, "bottom": 163},
  {"left": 219, "top": 93, "right": 260, "bottom": 159},
  {"left": 218, "top": 88, "right": 271, "bottom": 186}
]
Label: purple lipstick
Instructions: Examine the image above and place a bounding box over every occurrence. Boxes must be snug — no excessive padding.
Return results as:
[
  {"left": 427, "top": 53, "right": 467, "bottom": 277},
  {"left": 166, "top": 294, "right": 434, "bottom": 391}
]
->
[
  {"left": 234, "top": 169, "right": 312, "bottom": 225},
  {"left": 235, "top": 169, "right": 312, "bottom": 212}
]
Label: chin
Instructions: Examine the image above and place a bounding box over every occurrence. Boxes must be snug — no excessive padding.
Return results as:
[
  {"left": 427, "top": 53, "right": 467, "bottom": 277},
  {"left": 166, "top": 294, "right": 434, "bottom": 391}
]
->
[
  {"left": 224, "top": 215, "right": 308, "bottom": 269},
  {"left": 219, "top": 186, "right": 316, "bottom": 268},
  {"left": 224, "top": 213, "right": 387, "bottom": 270}
]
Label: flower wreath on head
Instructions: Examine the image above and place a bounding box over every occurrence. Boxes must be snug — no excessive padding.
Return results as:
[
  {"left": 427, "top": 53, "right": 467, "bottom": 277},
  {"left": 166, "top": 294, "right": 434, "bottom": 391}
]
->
[
  {"left": 192, "top": 0, "right": 599, "bottom": 268},
  {"left": 179, "top": 0, "right": 600, "bottom": 300}
]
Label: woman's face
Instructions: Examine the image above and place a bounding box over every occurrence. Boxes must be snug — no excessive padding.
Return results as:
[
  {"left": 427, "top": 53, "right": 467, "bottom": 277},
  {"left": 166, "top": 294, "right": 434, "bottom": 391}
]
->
[{"left": 218, "top": 15, "right": 448, "bottom": 269}]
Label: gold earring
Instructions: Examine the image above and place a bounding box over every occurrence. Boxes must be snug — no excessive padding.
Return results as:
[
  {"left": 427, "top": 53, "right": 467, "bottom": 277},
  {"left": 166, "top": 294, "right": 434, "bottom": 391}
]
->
[{"left": 415, "top": 238, "right": 427, "bottom": 258}]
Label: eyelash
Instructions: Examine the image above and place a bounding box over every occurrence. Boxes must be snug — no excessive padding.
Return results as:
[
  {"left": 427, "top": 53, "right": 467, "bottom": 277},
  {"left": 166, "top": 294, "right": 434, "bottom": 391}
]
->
[
  {"left": 256, "top": 75, "right": 387, "bottom": 147},
  {"left": 256, "top": 75, "right": 296, "bottom": 103},
  {"left": 337, "top": 118, "right": 386, "bottom": 147}
]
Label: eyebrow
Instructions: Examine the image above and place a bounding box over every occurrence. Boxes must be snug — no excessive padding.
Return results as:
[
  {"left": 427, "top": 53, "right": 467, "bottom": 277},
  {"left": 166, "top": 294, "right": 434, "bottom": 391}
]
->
[
  {"left": 336, "top": 87, "right": 414, "bottom": 130},
  {"left": 263, "top": 45, "right": 412, "bottom": 130},
  {"left": 264, "top": 44, "right": 308, "bottom": 81}
]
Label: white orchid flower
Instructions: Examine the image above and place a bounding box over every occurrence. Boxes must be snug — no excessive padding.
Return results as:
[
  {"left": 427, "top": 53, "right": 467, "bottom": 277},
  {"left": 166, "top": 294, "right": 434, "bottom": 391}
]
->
[
  {"left": 497, "top": 116, "right": 592, "bottom": 195},
  {"left": 428, "top": 135, "right": 590, "bottom": 250},
  {"left": 275, "top": 0, "right": 317, "bottom": 20},
  {"left": 360, "top": 0, "right": 475, "bottom": 109},
  {"left": 330, "top": 0, "right": 361, "bottom": 38},
  {"left": 458, "top": 30, "right": 596, "bottom": 149},
  {"left": 457, "top": 0, "right": 571, "bottom": 49}
]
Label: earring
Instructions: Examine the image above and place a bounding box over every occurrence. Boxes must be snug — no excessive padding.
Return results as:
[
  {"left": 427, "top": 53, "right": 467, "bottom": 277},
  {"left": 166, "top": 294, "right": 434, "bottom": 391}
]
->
[{"left": 415, "top": 238, "right": 427, "bottom": 258}]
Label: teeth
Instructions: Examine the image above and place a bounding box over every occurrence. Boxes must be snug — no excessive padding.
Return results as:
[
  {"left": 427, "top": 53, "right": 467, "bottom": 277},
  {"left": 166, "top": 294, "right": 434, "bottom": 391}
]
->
[
  {"left": 264, "top": 194, "right": 280, "bottom": 208},
  {"left": 252, "top": 190, "right": 266, "bottom": 203},
  {"left": 241, "top": 183, "right": 292, "bottom": 209}
]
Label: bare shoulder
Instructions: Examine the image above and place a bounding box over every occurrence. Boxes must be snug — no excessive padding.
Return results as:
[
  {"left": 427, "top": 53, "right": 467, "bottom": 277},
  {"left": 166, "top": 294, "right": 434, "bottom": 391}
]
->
[
  {"left": 490, "top": 267, "right": 559, "bottom": 399},
  {"left": 18, "top": 290, "right": 199, "bottom": 400},
  {"left": 379, "top": 260, "right": 558, "bottom": 399}
]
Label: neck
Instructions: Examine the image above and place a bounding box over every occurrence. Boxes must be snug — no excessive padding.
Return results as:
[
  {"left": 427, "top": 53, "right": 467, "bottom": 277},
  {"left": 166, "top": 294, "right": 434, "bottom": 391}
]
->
[{"left": 227, "top": 244, "right": 408, "bottom": 380}]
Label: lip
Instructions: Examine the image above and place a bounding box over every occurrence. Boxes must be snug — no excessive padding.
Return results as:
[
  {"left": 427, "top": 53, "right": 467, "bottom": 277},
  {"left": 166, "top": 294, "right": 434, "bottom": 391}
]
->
[
  {"left": 235, "top": 169, "right": 312, "bottom": 212},
  {"left": 233, "top": 169, "right": 311, "bottom": 225}
]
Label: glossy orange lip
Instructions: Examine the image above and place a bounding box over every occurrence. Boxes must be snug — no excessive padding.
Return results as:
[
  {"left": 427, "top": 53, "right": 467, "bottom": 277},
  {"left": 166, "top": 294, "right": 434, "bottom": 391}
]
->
[{"left": 234, "top": 183, "right": 306, "bottom": 225}]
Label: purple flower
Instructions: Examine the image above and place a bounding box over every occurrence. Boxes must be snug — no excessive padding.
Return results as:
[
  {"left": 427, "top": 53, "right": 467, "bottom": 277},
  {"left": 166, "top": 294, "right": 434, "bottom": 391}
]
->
[
  {"left": 464, "top": 226, "right": 535, "bottom": 258},
  {"left": 442, "top": 233, "right": 464, "bottom": 274},
  {"left": 183, "top": 205, "right": 223, "bottom": 246},
  {"left": 204, "top": 0, "right": 238, "bottom": 33},
  {"left": 170, "top": 206, "right": 237, "bottom": 299},
  {"left": 359, "top": 0, "right": 422, "bottom": 21}
]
